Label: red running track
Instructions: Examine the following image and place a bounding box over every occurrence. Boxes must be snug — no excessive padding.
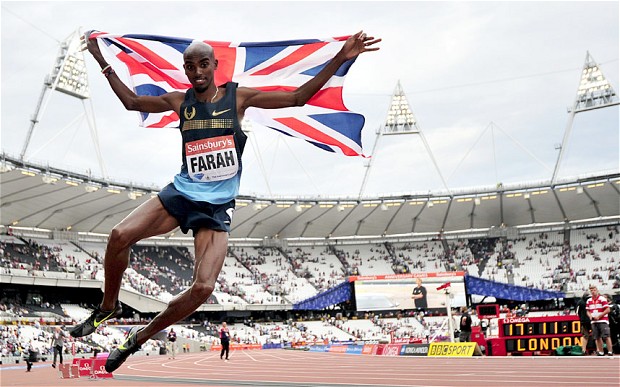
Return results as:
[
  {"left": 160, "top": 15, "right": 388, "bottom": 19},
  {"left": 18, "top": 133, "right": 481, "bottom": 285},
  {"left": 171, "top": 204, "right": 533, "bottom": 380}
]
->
[{"left": 2, "top": 350, "right": 619, "bottom": 387}]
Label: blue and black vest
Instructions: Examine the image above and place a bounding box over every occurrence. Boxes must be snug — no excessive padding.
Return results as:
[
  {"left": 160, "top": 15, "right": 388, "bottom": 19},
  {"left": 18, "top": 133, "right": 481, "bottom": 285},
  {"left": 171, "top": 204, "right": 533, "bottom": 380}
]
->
[{"left": 173, "top": 82, "right": 247, "bottom": 204}]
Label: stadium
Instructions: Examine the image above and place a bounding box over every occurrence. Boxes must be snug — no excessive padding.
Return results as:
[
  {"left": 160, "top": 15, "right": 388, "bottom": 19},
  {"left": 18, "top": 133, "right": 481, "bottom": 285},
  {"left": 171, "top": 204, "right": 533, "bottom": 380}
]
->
[{"left": 2, "top": 3, "right": 619, "bottom": 387}]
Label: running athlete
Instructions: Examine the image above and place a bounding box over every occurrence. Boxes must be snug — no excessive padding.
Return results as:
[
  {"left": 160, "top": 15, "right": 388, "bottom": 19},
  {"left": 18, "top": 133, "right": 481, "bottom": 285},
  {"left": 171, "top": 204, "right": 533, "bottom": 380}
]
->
[{"left": 71, "top": 30, "right": 380, "bottom": 373}]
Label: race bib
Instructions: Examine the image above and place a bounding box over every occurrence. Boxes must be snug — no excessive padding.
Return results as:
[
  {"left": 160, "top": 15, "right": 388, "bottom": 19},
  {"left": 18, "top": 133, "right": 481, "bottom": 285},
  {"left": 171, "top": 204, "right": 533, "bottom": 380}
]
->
[{"left": 185, "top": 135, "right": 239, "bottom": 182}]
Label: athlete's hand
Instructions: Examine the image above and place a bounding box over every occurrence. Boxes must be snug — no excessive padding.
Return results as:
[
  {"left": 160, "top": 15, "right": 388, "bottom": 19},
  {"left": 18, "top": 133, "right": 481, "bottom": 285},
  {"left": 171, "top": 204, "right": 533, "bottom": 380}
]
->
[
  {"left": 81, "top": 30, "right": 105, "bottom": 64},
  {"left": 340, "top": 31, "right": 381, "bottom": 61}
]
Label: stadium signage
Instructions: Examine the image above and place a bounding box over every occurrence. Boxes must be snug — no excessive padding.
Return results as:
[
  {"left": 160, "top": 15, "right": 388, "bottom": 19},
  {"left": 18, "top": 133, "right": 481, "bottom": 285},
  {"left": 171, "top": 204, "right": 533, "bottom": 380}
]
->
[
  {"left": 506, "top": 337, "right": 583, "bottom": 352},
  {"left": 428, "top": 342, "right": 476, "bottom": 357},
  {"left": 498, "top": 315, "right": 582, "bottom": 355},
  {"left": 500, "top": 316, "right": 581, "bottom": 337},
  {"left": 92, "top": 360, "right": 113, "bottom": 378},
  {"left": 400, "top": 344, "right": 430, "bottom": 356},
  {"left": 348, "top": 271, "right": 465, "bottom": 282},
  {"left": 503, "top": 317, "right": 531, "bottom": 324},
  {"left": 381, "top": 344, "right": 403, "bottom": 356},
  {"left": 73, "top": 358, "right": 94, "bottom": 377}
]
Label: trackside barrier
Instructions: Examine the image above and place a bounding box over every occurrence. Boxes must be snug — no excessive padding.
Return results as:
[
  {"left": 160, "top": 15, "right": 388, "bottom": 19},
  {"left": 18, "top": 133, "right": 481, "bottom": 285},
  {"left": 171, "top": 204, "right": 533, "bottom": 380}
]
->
[
  {"left": 308, "top": 345, "right": 329, "bottom": 353},
  {"left": 328, "top": 345, "right": 348, "bottom": 354},
  {"left": 379, "top": 344, "right": 403, "bottom": 356},
  {"left": 400, "top": 344, "right": 430, "bottom": 356},
  {"left": 90, "top": 358, "right": 113, "bottom": 379},
  {"left": 211, "top": 343, "right": 262, "bottom": 351},
  {"left": 362, "top": 344, "right": 375, "bottom": 355},
  {"left": 345, "top": 345, "right": 363, "bottom": 355},
  {"left": 427, "top": 342, "right": 476, "bottom": 357},
  {"left": 262, "top": 343, "right": 282, "bottom": 350},
  {"left": 58, "top": 363, "right": 79, "bottom": 379},
  {"left": 71, "top": 353, "right": 113, "bottom": 379},
  {"left": 286, "top": 342, "right": 473, "bottom": 358},
  {"left": 73, "top": 358, "right": 93, "bottom": 377}
]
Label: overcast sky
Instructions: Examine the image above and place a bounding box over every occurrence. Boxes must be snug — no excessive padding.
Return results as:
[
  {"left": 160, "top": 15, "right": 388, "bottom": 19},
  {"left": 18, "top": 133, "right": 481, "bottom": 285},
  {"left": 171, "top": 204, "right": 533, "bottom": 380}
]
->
[{"left": 1, "top": 1, "right": 618, "bottom": 199}]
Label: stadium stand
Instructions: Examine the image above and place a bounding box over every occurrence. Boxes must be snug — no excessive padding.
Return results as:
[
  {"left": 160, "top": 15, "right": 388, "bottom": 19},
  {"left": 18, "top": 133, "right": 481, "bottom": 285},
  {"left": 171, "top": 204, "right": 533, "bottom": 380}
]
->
[
  {"left": 2, "top": 227, "right": 618, "bottom": 306},
  {"left": 287, "top": 246, "right": 346, "bottom": 292},
  {"left": 335, "top": 243, "right": 395, "bottom": 276},
  {"left": 1, "top": 221, "right": 619, "bottom": 363}
]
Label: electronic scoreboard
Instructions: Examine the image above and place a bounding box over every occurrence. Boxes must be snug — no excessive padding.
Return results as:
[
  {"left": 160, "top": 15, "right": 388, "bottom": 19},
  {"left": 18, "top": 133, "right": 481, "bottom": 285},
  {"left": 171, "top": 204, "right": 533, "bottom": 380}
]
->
[{"left": 489, "top": 315, "right": 582, "bottom": 355}]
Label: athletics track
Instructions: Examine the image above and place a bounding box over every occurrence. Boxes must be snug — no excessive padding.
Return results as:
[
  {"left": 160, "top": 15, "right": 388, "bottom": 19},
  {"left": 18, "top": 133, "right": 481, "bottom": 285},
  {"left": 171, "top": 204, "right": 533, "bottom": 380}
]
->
[{"left": 2, "top": 350, "right": 619, "bottom": 387}]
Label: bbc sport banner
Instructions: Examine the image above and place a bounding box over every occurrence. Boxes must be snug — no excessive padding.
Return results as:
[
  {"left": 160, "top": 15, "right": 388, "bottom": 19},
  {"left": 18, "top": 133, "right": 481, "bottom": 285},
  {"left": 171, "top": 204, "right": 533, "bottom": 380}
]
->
[{"left": 427, "top": 342, "right": 476, "bottom": 357}]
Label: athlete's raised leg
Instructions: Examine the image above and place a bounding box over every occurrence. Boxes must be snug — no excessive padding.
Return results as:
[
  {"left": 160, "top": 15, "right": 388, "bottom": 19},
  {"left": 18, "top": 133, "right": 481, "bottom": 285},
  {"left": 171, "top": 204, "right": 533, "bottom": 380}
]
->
[
  {"left": 70, "top": 197, "right": 179, "bottom": 338},
  {"left": 100, "top": 197, "right": 180, "bottom": 310},
  {"left": 136, "top": 228, "right": 228, "bottom": 343}
]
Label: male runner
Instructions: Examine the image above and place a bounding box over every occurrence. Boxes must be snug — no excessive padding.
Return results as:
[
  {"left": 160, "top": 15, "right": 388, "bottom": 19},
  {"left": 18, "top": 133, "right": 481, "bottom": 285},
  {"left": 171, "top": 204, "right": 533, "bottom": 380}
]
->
[{"left": 71, "top": 30, "right": 380, "bottom": 373}]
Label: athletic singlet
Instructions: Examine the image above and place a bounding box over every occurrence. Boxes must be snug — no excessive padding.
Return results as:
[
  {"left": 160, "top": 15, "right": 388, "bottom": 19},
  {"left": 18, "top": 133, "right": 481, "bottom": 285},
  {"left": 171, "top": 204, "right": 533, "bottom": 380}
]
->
[{"left": 173, "top": 82, "right": 247, "bottom": 204}]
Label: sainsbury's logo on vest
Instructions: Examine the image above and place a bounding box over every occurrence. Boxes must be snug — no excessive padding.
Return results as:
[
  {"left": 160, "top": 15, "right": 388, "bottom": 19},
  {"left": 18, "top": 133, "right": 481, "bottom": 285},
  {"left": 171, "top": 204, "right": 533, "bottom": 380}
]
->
[{"left": 186, "top": 136, "right": 234, "bottom": 155}]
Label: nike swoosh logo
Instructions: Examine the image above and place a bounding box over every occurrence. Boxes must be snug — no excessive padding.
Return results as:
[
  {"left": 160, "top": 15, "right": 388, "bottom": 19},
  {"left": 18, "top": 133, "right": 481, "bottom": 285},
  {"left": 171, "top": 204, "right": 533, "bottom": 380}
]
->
[
  {"left": 93, "top": 309, "right": 117, "bottom": 328},
  {"left": 212, "top": 109, "right": 231, "bottom": 117},
  {"left": 118, "top": 331, "right": 136, "bottom": 350}
]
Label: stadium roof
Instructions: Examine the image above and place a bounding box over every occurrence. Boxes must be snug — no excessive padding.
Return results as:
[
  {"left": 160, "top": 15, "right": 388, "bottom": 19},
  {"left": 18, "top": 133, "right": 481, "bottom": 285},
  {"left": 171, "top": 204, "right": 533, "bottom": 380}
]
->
[{"left": 2, "top": 154, "right": 618, "bottom": 240}]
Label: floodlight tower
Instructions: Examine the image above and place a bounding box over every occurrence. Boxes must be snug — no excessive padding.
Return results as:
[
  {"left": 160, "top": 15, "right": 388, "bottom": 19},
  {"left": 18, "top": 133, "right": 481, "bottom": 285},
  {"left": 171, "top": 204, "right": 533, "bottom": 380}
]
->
[
  {"left": 358, "top": 81, "right": 450, "bottom": 198},
  {"left": 551, "top": 51, "right": 619, "bottom": 184},
  {"left": 19, "top": 28, "right": 107, "bottom": 178}
]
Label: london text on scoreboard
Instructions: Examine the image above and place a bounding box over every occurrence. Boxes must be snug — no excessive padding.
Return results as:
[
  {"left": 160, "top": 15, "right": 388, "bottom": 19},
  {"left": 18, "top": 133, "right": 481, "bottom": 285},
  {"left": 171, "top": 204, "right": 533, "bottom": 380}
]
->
[{"left": 498, "top": 315, "right": 582, "bottom": 353}]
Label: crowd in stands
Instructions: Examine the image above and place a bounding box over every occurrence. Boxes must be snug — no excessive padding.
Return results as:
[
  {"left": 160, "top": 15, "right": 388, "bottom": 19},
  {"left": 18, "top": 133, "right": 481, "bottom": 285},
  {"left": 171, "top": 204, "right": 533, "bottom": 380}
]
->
[
  {"left": 1, "top": 225, "right": 619, "bottom": 309},
  {"left": 333, "top": 244, "right": 392, "bottom": 276},
  {"left": 3, "top": 223, "right": 618, "bottom": 365},
  {"left": 286, "top": 247, "right": 345, "bottom": 292},
  {"left": 464, "top": 226, "right": 620, "bottom": 292}
]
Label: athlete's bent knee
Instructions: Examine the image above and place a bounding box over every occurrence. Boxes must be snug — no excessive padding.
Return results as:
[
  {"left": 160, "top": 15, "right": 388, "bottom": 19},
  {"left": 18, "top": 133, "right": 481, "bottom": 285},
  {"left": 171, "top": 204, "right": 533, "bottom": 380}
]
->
[
  {"left": 108, "top": 225, "right": 137, "bottom": 250},
  {"left": 190, "top": 282, "right": 214, "bottom": 301}
]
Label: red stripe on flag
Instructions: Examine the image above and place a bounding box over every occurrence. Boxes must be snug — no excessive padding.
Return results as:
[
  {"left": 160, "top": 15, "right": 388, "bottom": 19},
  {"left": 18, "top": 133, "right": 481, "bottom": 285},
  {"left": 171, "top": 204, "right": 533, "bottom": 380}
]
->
[
  {"left": 116, "top": 51, "right": 190, "bottom": 90},
  {"left": 89, "top": 31, "right": 109, "bottom": 39},
  {"left": 251, "top": 42, "right": 329, "bottom": 76},
  {"left": 252, "top": 86, "right": 346, "bottom": 111},
  {"left": 332, "top": 35, "right": 351, "bottom": 42},
  {"left": 308, "top": 87, "right": 346, "bottom": 111},
  {"left": 117, "top": 37, "right": 179, "bottom": 70},
  {"left": 147, "top": 112, "right": 180, "bottom": 128},
  {"left": 274, "top": 117, "right": 360, "bottom": 156},
  {"left": 208, "top": 44, "right": 236, "bottom": 87}
]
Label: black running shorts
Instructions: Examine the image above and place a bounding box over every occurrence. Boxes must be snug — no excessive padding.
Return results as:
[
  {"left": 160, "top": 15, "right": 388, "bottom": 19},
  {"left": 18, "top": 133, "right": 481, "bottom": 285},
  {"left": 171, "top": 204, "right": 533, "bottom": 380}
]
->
[{"left": 158, "top": 183, "right": 235, "bottom": 235}]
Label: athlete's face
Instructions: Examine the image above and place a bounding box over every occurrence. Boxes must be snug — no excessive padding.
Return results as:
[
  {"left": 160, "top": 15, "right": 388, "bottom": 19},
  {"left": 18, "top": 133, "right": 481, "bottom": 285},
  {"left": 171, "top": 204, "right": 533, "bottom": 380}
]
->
[{"left": 183, "top": 48, "right": 217, "bottom": 94}]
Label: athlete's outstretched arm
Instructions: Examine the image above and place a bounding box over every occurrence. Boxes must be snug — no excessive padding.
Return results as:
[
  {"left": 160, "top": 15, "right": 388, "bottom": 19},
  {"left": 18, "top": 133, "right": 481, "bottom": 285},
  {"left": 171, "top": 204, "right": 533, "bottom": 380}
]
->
[
  {"left": 237, "top": 31, "right": 380, "bottom": 115},
  {"left": 83, "top": 32, "right": 184, "bottom": 115}
]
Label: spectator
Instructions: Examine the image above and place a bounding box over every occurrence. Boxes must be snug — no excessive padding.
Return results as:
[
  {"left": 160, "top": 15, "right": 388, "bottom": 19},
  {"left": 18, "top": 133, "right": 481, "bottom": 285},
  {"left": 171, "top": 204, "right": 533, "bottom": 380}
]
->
[
  {"left": 576, "top": 293, "right": 592, "bottom": 355},
  {"left": 24, "top": 340, "right": 36, "bottom": 372},
  {"left": 49, "top": 326, "right": 66, "bottom": 368},
  {"left": 586, "top": 285, "right": 613, "bottom": 356},
  {"left": 459, "top": 307, "right": 472, "bottom": 342}
]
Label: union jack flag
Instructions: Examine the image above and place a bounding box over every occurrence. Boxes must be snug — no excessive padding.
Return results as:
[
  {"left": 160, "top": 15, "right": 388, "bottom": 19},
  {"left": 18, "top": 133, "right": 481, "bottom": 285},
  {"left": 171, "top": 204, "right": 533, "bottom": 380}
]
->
[{"left": 91, "top": 32, "right": 366, "bottom": 157}]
